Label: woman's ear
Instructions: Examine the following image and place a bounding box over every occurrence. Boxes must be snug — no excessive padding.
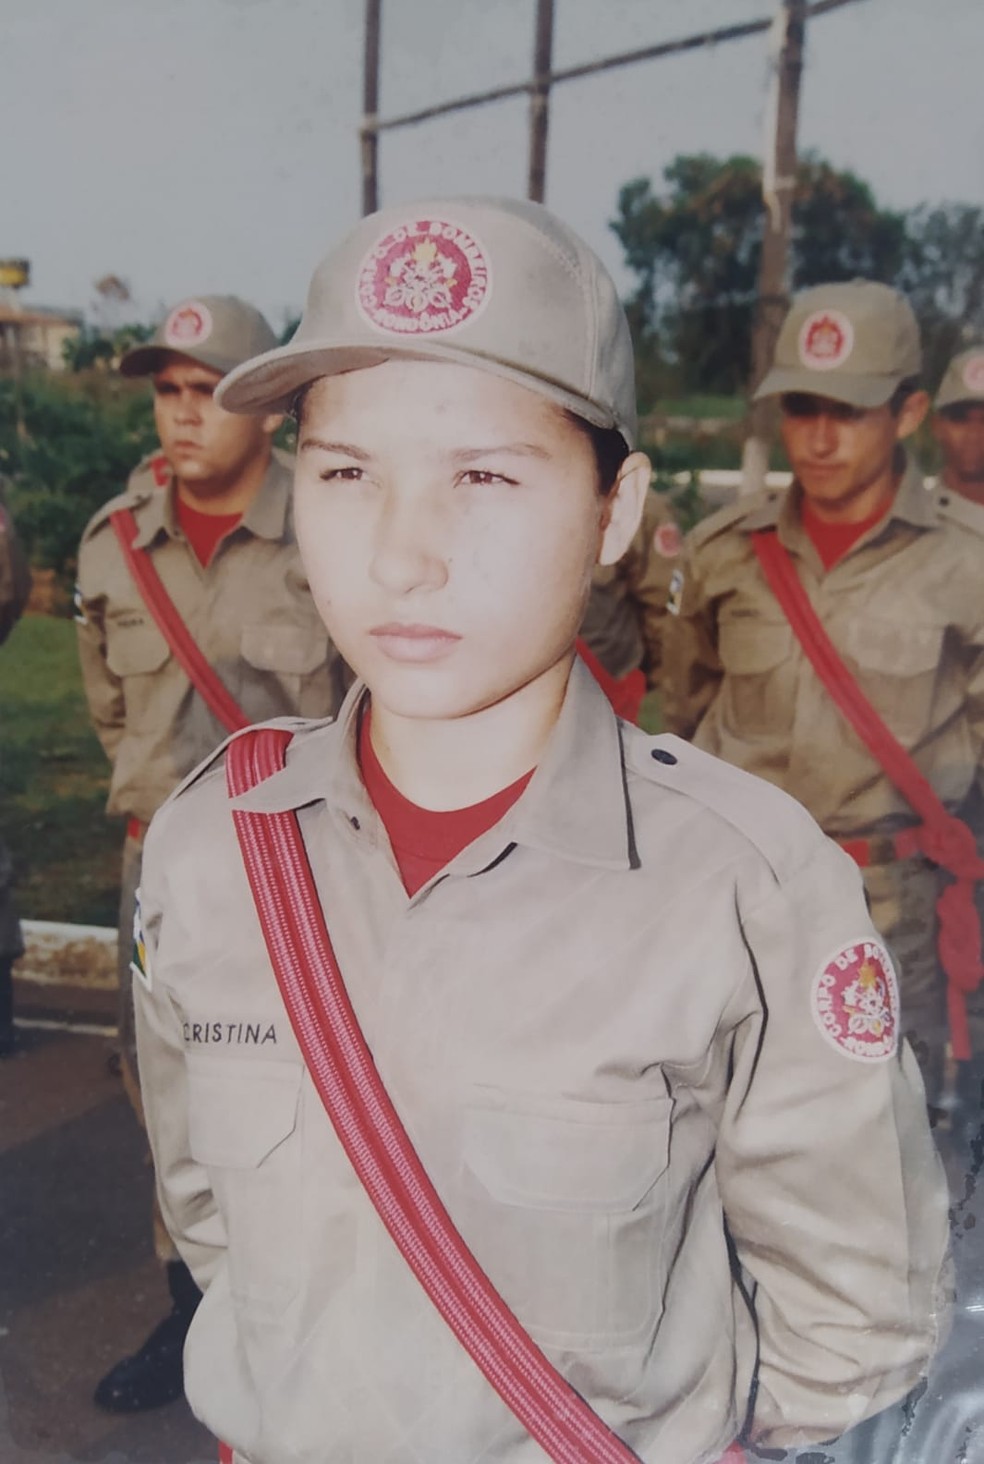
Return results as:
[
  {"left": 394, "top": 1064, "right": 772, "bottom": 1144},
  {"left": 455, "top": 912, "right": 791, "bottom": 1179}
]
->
[{"left": 598, "top": 452, "right": 651, "bottom": 566}]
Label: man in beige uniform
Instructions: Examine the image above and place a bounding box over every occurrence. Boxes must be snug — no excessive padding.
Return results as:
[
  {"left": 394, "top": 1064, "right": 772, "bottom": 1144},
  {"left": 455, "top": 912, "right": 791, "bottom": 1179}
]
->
[
  {"left": 0, "top": 483, "right": 31, "bottom": 1055},
  {"left": 580, "top": 488, "right": 681, "bottom": 692},
  {"left": 663, "top": 281, "right": 984, "bottom": 1121},
  {"left": 134, "top": 201, "right": 947, "bottom": 1464},
  {"left": 76, "top": 294, "right": 347, "bottom": 1413},
  {"left": 932, "top": 345, "right": 984, "bottom": 504}
]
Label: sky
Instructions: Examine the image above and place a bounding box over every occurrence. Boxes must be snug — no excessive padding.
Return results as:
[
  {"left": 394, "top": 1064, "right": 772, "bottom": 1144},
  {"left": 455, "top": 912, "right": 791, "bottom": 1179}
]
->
[{"left": 2, "top": 0, "right": 982, "bottom": 332}]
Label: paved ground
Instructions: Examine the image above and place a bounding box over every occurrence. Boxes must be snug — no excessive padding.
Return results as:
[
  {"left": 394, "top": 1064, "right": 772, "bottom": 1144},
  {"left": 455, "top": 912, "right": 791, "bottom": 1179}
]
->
[
  {"left": 0, "top": 1017, "right": 213, "bottom": 1464},
  {"left": 3, "top": 971, "right": 984, "bottom": 1463}
]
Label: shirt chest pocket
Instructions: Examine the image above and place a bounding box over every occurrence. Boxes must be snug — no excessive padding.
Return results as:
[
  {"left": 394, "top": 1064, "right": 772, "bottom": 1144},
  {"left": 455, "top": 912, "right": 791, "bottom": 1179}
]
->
[
  {"left": 187, "top": 1059, "right": 303, "bottom": 1316},
  {"left": 105, "top": 621, "right": 170, "bottom": 677},
  {"left": 841, "top": 619, "right": 944, "bottom": 742},
  {"left": 458, "top": 1096, "right": 672, "bottom": 1350},
  {"left": 240, "top": 623, "right": 332, "bottom": 716},
  {"left": 718, "top": 617, "right": 794, "bottom": 736}
]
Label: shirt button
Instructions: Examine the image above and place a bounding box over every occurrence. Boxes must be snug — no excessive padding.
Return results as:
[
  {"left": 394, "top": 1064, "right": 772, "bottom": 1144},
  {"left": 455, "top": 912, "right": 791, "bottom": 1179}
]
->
[
  {"left": 348, "top": 815, "right": 361, "bottom": 830},
  {"left": 651, "top": 748, "right": 678, "bottom": 766}
]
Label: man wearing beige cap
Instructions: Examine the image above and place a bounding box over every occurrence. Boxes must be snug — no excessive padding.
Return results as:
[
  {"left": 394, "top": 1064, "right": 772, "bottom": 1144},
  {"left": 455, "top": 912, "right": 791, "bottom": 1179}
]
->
[
  {"left": 664, "top": 279, "right": 984, "bottom": 1130},
  {"left": 75, "top": 294, "right": 348, "bottom": 1414},
  {"left": 932, "top": 345, "right": 984, "bottom": 504},
  {"left": 130, "top": 211, "right": 947, "bottom": 1464}
]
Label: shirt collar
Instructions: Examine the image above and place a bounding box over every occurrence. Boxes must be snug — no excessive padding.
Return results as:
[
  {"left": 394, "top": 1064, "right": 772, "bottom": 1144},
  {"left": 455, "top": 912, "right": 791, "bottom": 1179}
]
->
[
  {"left": 130, "top": 451, "right": 292, "bottom": 549},
  {"left": 230, "top": 657, "right": 634, "bottom": 873},
  {"left": 737, "top": 452, "right": 935, "bottom": 548}
]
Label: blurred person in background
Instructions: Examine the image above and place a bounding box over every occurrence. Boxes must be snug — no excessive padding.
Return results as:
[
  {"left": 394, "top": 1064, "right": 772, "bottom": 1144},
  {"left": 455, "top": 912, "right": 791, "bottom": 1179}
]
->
[
  {"left": 664, "top": 281, "right": 984, "bottom": 1138},
  {"left": 0, "top": 482, "right": 31, "bottom": 1056},
  {"left": 932, "top": 345, "right": 984, "bottom": 505},
  {"left": 75, "top": 295, "right": 348, "bottom": 1414}
]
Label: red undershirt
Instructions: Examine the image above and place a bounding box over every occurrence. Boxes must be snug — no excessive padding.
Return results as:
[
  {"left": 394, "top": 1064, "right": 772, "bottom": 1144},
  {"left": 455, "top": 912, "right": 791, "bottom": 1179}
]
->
[
  {"left": 358, "top": 711, "right": 535, "bottom": 896},
  {"left": 801, "top": 497, "right": 892, "bottom": 571},
  {"left": 176, "top": 497, "right": 242, "bottom": 566}
]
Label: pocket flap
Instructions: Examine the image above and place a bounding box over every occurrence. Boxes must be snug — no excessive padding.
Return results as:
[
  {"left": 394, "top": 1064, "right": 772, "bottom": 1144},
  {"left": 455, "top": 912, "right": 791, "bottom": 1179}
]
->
[
  {"left": 187, "top": 1059, "right": 302, "bottom": 1168},
  {"left": 463, "top": 1096, "right": 671, "bottom": 1213},
  {"left": 241, "top": 623, "right": 329, "bottom": 676},
  {"left": 106, "top": 622, "right": 170, "bottom": 676},
  {"left": 843, "top": 619, "right": 943, "bottom": 675},
  {"left": 718, "top": 618, "right": 792, "bottom": 674}
]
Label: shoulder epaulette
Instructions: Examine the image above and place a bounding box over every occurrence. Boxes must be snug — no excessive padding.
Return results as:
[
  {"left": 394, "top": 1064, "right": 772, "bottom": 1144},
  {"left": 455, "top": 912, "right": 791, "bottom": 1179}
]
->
[
  {"left": 623, "top": 723, "right": 824, "bottom": 883},
  {"left": 934, "top": 488, "right": 984, "bottom": 539},
  {"left": 687, "top": 488, "right": 779, "bottom": 552},
  {"left": 79, "top": 482, "right": 153, "bottom": 544}
]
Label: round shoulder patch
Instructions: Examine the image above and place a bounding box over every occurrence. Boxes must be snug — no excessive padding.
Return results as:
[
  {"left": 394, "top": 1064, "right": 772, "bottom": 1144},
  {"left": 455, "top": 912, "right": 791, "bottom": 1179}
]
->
[
  {"left": 797, "top": 309, "right": 854, "bottom": 372},
  {"left": 652, "top": 521, "right": 683, "bottom": 559},
  {"left": 962, "top": 354, "right": 984, "bottom": 396},
  {"left": 811, "top": 939, "right": 898, "bottom": 1062},
  {"left": 357, "top": 217, "right": 491, "bottom": 336},
  {"left": 164, "top": 300, "right": 213, "bottom": 348}
]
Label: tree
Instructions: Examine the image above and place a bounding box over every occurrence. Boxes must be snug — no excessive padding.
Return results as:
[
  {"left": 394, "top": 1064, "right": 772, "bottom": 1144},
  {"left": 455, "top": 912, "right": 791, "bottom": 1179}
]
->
[
  {"left": 611, "top": 153, "right": 907, "bottom": 400},
  {"left": 899, "top": 204, "right": 984, "bottom": 386}
]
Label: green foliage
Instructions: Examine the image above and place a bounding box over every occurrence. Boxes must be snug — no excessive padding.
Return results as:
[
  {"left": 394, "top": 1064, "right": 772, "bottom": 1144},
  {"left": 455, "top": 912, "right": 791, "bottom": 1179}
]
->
[
  {"left": 612, "top": 152, "right": 912, "bottom": 401},
  {"left": 0, "top": 373, "right": 157, "bottom": 581},
  {"left": 0, "top": 615, "right": 120, "bottom": 924}
]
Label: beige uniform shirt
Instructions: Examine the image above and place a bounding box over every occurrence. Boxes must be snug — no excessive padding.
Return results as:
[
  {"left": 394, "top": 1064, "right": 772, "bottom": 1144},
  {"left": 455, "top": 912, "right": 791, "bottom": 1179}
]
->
[
  {"left": 135, "top": 661, "right": 949, "bottom": 1464},
  {"left": 581, "top": 491, "right": 680, "bottom": 685},
  {"left": 662, "top": 460, "right": 984, "bottom": 836},
  {"left": 76, "top": 453, "right": 348, "bottom": 823}
]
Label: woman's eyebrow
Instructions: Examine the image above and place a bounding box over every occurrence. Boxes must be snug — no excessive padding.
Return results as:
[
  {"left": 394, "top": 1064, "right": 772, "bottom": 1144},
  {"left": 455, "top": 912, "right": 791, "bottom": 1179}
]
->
[
  {"left": 298, "top": 437, "right": 370, "bottom": 459},
  {"left": 451, "top": 443, "right": 550, "bottom": 463}
]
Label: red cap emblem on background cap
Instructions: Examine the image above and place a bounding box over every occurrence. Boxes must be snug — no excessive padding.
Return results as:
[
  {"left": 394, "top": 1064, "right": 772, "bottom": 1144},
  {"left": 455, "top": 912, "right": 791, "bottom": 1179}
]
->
[
  {"left": 652, "top": 522, "right": 682, "bottom": 559},
  {"left": 357, "top": 219, "right": 491, "bottom": 336},
  {"left": 163, "top": 301, "right": 213, "bottom": 348},
  {"left": 811, "top": 940, "right": 898, "bottom": 1061},
  {"left": 797, "top": 309, "right": 854, "bottom": 371},
  {"left": 962, "top": 355, "right": 984, "bottom": 395}
]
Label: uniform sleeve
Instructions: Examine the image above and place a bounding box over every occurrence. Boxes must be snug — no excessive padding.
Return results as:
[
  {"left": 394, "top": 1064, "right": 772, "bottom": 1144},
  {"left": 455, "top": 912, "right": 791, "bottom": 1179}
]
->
[
  {"left": 133, "top": 828, "right": 228, "bottom": 1290},
  {"left": 0, "top": 490, "right": 31, "bottom": 645},
  {"left": 660, "top": 539, "right": 724, "bottom": 738},
  {"left": 74, "top": 538, "right": 126, "bottom": 766},
  {"left": 618, "top": 493, "right": 681, "bottom": 689},
  {"left": 717, "top": 837, "right": 952, "bottom": 1449}
]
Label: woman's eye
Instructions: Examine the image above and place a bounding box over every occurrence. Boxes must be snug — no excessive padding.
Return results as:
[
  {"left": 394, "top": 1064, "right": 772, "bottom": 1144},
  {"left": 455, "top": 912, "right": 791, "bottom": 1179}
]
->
[
  {"left": 460, "top": 469, "right": 515, "bottom": 487},
  {"left": 319, "top": 466, "right": 364, "bottom": 482}
]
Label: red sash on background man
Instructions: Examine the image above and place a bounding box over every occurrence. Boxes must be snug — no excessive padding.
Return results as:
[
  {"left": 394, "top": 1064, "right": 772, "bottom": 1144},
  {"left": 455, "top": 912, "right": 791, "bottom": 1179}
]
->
[
  {"left": 110, "top": 509, "right": 249, "bottom": 735},
  {"left": 751, "top": 528, "right": 984, "bottom": 1059}
]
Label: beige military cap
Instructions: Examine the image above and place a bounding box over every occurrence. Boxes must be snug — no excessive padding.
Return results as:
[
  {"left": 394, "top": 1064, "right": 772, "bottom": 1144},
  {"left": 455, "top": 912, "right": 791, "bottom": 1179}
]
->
[
  {"left": 935, "top": 346, "right": 984, "bottom": 410},
  {"left": 754, "top": 279, "right": 922, "bottom": 408},
  {"left": 120, "top": 295, "right": 277, "bottom": 378},
  {"left": 216, "top": 197, "right": 638, "bottom": 447}
]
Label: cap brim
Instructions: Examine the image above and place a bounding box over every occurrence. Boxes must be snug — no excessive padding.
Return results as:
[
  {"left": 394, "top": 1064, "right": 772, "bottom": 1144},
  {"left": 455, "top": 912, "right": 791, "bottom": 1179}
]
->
[
  {"left": 753, "top": 367, "right": 901, "bottom": 409},
  {"left": 119, "top": 344, "right": 241, "bottom": 378},
  {"left": 215, "top": 338, "right": 634, "bottom": 445}
]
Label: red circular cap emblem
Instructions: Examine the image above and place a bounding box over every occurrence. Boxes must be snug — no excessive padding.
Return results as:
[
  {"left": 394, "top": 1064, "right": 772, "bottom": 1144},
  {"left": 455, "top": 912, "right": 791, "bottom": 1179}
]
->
[
  {"left": 811, "top": 940, "right": 898, "bottom": 1062},
  {"left": 163, "top": 301, "right": 213, "bottom": 347},
  {"left": 962, "top": 355, "right": 984, "bottom": 395},
  {"left": 357, "top": 219, "right": 491, "bottom": 336},
  {"left": 652, "top": 521, "right": 683, "bottom": 559},
  {"left": 797, "top": 309, "right": 854, "bottom": 371}
]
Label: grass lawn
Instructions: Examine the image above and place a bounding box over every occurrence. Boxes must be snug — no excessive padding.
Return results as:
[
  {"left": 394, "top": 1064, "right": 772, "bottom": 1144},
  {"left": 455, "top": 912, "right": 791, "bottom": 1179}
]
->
[{"left": 1, "top": 614, "right": 121, "bottom": 926}]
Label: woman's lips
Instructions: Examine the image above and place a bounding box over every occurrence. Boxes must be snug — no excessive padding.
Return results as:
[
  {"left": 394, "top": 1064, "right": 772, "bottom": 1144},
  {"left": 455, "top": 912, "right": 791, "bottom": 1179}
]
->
[{"left": 369, "top": 623, "right": 462, "bottom": 663}]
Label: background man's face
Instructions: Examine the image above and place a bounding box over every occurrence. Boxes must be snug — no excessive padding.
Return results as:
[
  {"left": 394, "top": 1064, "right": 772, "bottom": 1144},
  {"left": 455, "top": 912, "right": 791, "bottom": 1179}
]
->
[
  {"left": 152, "top": 357, "right": 272, "bottom": 493},
  {"left": 779, "top": 393, "right": 908, "bottom": 511},
  {"left": 933, "top": 403, "right": 984, "bottom": 488}
]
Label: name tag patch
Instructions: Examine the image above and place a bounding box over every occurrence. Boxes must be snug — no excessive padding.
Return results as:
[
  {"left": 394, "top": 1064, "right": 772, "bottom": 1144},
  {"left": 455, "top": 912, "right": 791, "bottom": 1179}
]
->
[
  {"left": 811, "top": 939, "right": 899, "bottom": 1062},
  {"left": 182, "top": 1019, "right": 278, "bottom": 1048}
]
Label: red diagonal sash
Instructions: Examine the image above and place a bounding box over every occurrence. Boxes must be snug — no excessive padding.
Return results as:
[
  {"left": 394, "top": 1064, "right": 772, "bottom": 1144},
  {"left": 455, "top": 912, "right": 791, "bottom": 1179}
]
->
[
  {"left": 110, "top": 508, "right": 249, "bottom": 735},
  {"left": 226, "top": 726, "right": 744, "bottom": 1464},
  {"left": 575, "top": 637, "right": 646, "bottom": 723},
  {"left": 751, "top": 527, "right": 984, "bottom": 1059}
]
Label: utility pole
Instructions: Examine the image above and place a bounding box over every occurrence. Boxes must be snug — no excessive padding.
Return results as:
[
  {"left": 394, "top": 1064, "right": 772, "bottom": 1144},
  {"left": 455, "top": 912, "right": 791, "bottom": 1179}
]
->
[
  {"left": 360, "top": 0, "right": 382, "bottom": 215},
  {"left": 527, "top": 0, "right": 555, "bottom": 203},
  {"left": 741, "top": 0, "right": 807, "bottom": 494}
]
